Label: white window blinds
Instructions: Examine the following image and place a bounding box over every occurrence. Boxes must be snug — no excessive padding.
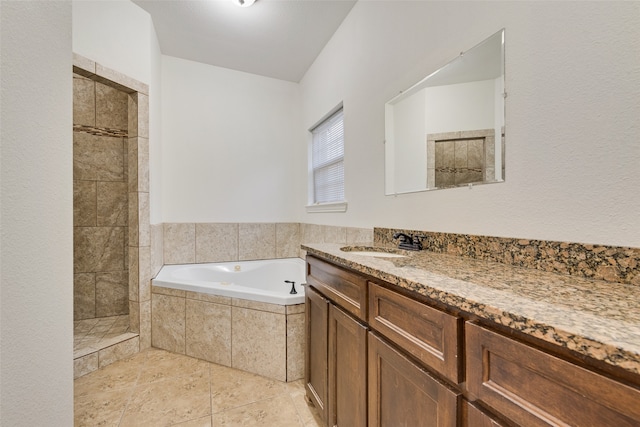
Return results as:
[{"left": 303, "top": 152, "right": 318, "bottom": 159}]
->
[{"left": 311, "top": 109, "right": 344, "bottom": 204}]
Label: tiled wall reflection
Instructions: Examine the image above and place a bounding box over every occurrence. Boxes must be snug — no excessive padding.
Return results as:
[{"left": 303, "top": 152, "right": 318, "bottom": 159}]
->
[{"left": 73, "top": 74, "right": 129, "bottom": 320}]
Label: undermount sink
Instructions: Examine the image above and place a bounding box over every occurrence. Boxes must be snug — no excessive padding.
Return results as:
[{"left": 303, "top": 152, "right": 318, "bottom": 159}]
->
[{"left": 340, "top": 246, "right": 407, "bottom": 258}]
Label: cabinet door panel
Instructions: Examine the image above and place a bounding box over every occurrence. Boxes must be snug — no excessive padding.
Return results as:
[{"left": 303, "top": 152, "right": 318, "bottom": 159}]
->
[
  {"left": 305, "top": 286, "right": 329, "bottom": 424},
  {"left": 368, "top": 332, "right": 459, "bottom": 427},
  {"left": 466, "top": 322, "right": 640, "bottom": 427},
  {"left": 369, "top": 282, "right": 462, "bottom": 383},
  {"left": 307, "top": 256, "right": 368, "bottom": 321},
  {"left": 328, "top": 304, "right": 368, "bottom": 427},
  {"left": 466, "top": 402, "right": 506, "bottom": 427}
]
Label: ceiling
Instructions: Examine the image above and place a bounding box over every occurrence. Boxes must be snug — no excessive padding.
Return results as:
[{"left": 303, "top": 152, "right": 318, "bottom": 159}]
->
[{"left": 133, "top": 0, "right": 357, "bottom": 82}]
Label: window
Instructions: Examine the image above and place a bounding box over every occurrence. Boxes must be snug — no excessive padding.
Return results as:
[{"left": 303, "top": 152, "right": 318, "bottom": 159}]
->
[{"left": 308, "top": 108, "right": 346, "bottom": 212}]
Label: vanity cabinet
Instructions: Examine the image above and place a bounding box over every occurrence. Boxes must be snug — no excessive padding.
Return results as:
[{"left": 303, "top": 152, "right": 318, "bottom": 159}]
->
[{"left": 305, "top": 253, "right": 640, "bottom": 427}]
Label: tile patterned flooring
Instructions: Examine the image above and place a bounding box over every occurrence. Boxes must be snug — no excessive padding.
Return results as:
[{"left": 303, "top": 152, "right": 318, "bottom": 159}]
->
[{"left": 74, "top": 347, "right": 323, "bottom": 426}]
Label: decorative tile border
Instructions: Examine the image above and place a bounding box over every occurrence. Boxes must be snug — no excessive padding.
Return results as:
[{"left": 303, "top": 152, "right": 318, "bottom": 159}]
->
[
  {"left": 374, "top": 228, "right": 640, "bottom": 286},
  {"left": 73, "top": 124, "right": 127, "bottom": 138}
]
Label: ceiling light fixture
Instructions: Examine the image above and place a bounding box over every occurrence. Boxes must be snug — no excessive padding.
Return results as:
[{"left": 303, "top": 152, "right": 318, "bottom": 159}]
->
[{"left": 233, "top": 0, "right": 256, "bottom": 7}]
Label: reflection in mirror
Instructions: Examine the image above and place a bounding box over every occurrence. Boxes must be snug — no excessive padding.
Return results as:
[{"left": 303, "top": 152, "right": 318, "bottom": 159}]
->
[{"left": 385, "top": 29, "right": 505, "bottom": 195}]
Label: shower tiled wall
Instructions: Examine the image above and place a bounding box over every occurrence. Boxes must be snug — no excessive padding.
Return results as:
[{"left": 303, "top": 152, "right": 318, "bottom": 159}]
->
[
  {"left": 73, "top": 74, "right": 129, "bottom": 320},
  {"left": 74, "top": 53, "right": 151, "bottom": 353}
]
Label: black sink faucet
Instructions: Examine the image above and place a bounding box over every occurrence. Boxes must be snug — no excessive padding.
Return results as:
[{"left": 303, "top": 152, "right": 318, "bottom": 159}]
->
[{"left": 393, "top": 232, "right": 425, "bottom": 251}]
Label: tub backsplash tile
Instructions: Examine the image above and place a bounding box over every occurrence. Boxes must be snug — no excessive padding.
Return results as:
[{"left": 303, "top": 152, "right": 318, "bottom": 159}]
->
[
  {"left": 276, "top": 223, "right": 300, "bottom": 258},
  {"left": 151, "top": 224, "right": 164, "bottom": 277},
  {"left": 375, "top": 227, "right": 640, "bottom": 286},
  {"left": 238, "top": 223, "right": 276, "bottom": 261},
  {"left": 164, "top": 223, "right": 196, "bottom": 264},
  {"left": 195, "top": 223, "right": 238, "bottom": 263}
]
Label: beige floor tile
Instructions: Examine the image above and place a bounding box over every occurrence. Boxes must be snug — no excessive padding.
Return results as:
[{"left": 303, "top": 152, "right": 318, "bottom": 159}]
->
[
  {"left": 210, "top": 363, "right": 289, "bottom": 414},
  {"left": 119, "top": 370, "right": 211, "bottom": 427},
  {"left": 172, "top": 415, "right": 213, "bottom": 427},
  {"left": 74, "top": 352, "right": 145, "bottom": 396},
  {"left": 213, "top": 394, "right": 302, "bottom": 426},
  {"left": 138, "top": 348, "right": 210, "bottom": 384},
  {"left": 74, "top": 387, "right": 132, "bottom": 427}
]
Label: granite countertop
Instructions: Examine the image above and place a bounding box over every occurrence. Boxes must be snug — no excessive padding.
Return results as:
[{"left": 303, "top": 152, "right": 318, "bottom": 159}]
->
[{"left": 302, "top": 243, "right": 640, "bottom": 376}]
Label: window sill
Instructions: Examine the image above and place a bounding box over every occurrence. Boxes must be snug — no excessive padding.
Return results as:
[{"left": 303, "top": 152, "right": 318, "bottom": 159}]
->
[{"left": 305, "top": 201, "right": 348, "bottom": 213}]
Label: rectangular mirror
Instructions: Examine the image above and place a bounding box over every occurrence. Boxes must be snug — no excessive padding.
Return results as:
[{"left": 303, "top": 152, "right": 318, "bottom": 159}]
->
[{"left": 385, "top": 29, "right": 505, "bottom": 194}]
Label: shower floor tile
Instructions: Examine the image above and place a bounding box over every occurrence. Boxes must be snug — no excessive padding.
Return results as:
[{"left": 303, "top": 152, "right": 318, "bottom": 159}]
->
[{"left": 74, "top": 348, "right": 323, "bottom": 426}]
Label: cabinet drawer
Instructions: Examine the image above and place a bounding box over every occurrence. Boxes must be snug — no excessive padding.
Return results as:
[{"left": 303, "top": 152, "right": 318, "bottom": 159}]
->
[
  {"left": 466, "top": 322, "right": 640, "bottom": 427},
  {"left": 307, "top": 256, "right": 368, "bottom": 321},
  {"left": 369, "top": 282, "right": 462, "bottom": 383}
]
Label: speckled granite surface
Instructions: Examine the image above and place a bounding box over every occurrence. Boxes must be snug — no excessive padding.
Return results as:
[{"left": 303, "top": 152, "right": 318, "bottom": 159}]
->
[
  {"left": 302, "top": 243, "right": 640, "bottom": 376},
  {"left": 375, "top": 228, "right": 640, "bottom": 285}
]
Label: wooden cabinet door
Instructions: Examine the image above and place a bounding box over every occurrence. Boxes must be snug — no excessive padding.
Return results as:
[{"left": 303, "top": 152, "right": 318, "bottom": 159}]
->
[
  {"left": 305, "top": 286, "right": 329, "bottom": 424},
  {"left": 368, "top": 332, "right": 459, "bottom": 427},
  {"left": 465, "top": 401, "right": 506, "bottom": 427},
  {"left": 328, "top": 304, "right": 368, "bottom": 427}
]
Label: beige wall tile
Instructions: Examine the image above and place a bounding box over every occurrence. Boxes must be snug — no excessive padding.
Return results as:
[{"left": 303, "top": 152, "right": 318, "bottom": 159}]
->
[
  {"left": 98, "top": 336, "right": 140, "bottom": 369},
  {"left": 152, "top": 285, "right": 186, "bottom": 298},
  {"left": 185, "top": 299, "right": 232, "bottom": 366},
  {"left": 74, "top": 133, "right": 125, "bottom": 181},
  {"left": 127, "top": 93, "right": 139, "bottom": 138},
  {"left": 164, "top": 223, "right": 195, "bottom": 264},
  {"left": 139, "top": 300, "right": 151, "bottom": 350},
  {"left": 195, "top": 223, "right": 238, "bottom": 263},
  {"left": 74, "top": 181, "right": 96, "bottom": 227},
  {"left": 96, "top": 82, "right": 128, "bottom": 130},
  {"left": 324, "top": 225, "right": 347, "bottom": 244},
  {"left": 276, "top": 223, "right": 300, "bottom": 258},
  {"left": 128, "top": 246, "right": 139, "bottom": 302},
  {"left": 134, "top": 93, "right": 149, "bottom": 138},
  {"left": 231, "top": 307, "right": 286, "bottom": 381},
  {"left": 151, "top": 293, "right": 186, "bottom": 354},
  {"left": 74, "top": 273, "right": 96, "bottom": 320},
  {"left": 232, "top": 298, "right": 285, "bottom": 315},
  {"left": 73, "top": 75, "right": 95, "bottom": 126},
  {"left": 286, "top": 303, "right": 305, "bottom": 315},
  {"left": 73, "top": 53, "right": 96, "bottom": 76},
  {"left": 129, "top": 300, "right": 140, "bottom": 334},
  {"left": 95, "top": 63, "right": 148, "bottom": 95},
  {"left": 346, "top": 227, "right": 374, "bottom": 245},
  {"left": 238, "top": 223, "right": 276, "bottom": 261},
  {"left": 150, "top": 224, "right": 164, "bottom": 278},
  {"left": 137, "top": 138, "right": 149, "bottom": 192},
  {"left": 186, "top": 291, "right": 231, "bottom": 306},
  {"left": 74, "top": 227, "right": 125, "bottom": 273},
  {"left": 127, "top": 138, "right": 138, "bottom": 193},
  {"left": 138, "top": 192, "right": 150, "bottom": 247},
  {"left": 301, "top": 223, "right": 324, "bottom": 244},
  {"left": 286, "top": 312, "right": 305, "bottom": 382},
  {"left": 74, "top": 353, "right": 98, "bottom": 379},
  {"left": 138, "top": 245, "right": 151, "bottom": 302},
  {"left": 96, "top": 272, "right": 129, "bottom": 317},
  {"left": 97, "top": 181, "right": 128, "bottom": 226},
  {"left": 128, "top": 192, "right": 139, "bottom": 246}
]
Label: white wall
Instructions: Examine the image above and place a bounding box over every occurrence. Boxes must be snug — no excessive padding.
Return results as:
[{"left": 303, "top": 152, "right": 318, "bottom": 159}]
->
[
  {"left": 300, "top": 1, "right": 640, "bottom": 248},
  {"left": 160, "top": 55, "right": 304, "bottom": 223},
  {"left": 72, "top": 0, "right": 163, "bottom": 223},
  {"left": 1, "top": 1, "right": 74, "bottom": 424}
]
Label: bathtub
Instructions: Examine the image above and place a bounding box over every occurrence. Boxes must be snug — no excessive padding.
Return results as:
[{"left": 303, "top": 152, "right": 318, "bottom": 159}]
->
[{"left": 152, "top": 257, "right": 306, "bottom": 305}]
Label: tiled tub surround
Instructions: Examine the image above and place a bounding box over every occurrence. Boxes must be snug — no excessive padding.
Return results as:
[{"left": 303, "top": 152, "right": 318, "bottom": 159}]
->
[
  {"left": 375, "top": 227, "right": 640, "bottom": 285},
  {"left": 151, "top": 285, "right": 305, "bottom": 382},
  {"left": 160, "top": 222, "right": 374, "bottom": 268},
  {"left": 73, "top": 53, "right": 151, "bottom": 378},
  {"left": 303, "top": 243, "right": 640, "bottom": 376}
]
